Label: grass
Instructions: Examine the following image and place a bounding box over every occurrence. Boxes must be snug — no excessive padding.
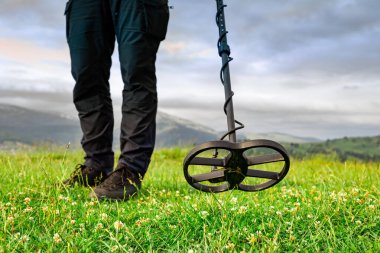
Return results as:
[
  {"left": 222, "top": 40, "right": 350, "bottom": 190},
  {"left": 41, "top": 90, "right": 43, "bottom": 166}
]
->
[{"left": 0, "top": 147, "right": 379, "bottom": 252}]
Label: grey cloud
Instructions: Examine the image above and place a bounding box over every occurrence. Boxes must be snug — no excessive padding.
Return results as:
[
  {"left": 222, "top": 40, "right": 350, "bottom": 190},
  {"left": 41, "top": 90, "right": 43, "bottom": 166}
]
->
[
  {"left": 0, "top": 89, "right": 75, "bottom": 116},
  {"left": 220, "top": 0, "right": 380, "bottom": 83},
  {"left": 1, "top": 0, "right": 379, "bottom": 139},
  {"left": 229, "top": 0, "right": 380, "bottom": 55},
  {"left": 0, "top": 0, "right": 66, "bottom": 48},
  {"left": 157, "top": 94, "right": 380, "bottom": 139},
  {"left": 0, "top": 74, "right": 72, "bottom": 93},
  {"left": 0, "top": 0, "right": 64, "bottom": 28},
  {"left": 235, "top": 109, "right": 380, "bottom": 139},
  {"left": 161, "top": 0, "right": 380, "bottom": 93}
]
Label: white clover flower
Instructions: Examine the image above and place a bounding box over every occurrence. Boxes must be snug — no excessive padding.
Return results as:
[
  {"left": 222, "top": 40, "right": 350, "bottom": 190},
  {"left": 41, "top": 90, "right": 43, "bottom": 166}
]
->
[
  {"left": 238, "top": 206, "right": 248, "bottom": 214},
  {"left": 135, "top": 218, "right": 150, "bottom": 227},
  {"left": 70, "top": 220, "right": 76, "bottom": 225},
  {"left": 114, "top": 221, "right": 124, "bottom": 230},
  {"left": 231, "top": 197, "right": 238, "bottom": 204},
  {"left": 53, "top": 233, "right": 62, "bottom": 243},
  {"left": 338, "top": 192, "right": 347, "bottom": 197},
  {"left": 200, "top": 211, "right": 209, "bottom": 218},
  {"left": 7, "top": 216, "right": 14, "bottom": 223},
  {"left": 101, "top": 213, "right": 108, "bottom": 220},
  {"left": 351, "top": 188, "right": 359, "bottom": 194},
  {"left": 24, "top": 197, "right": 31, "bottom": 204},
  {"left": 58, "top": 195, "right": 65, "bottom": 201},
  {"left": 20, "top": 235, "right": 30, "bottom": 243},
  {"left": 96, "top": 223, "right": 104, "bottom": 230}
]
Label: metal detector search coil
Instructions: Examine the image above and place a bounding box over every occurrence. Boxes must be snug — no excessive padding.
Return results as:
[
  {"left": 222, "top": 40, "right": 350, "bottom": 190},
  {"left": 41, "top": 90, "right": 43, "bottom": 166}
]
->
[{"left": 183, "top": 0, "right": 290, "bottom": 193}]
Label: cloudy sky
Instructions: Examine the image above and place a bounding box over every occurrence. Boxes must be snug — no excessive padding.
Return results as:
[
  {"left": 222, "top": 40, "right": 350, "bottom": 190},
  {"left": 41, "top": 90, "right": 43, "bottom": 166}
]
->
[{"left": 0, "top": 0, "right": 379, "bottom": 139}]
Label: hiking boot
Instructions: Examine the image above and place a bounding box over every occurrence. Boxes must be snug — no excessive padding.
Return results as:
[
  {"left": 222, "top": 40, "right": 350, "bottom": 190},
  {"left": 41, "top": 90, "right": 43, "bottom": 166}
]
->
[
  {"left": 89, "top": 166, "right": 142, "bottom": 201},
  {"left": 62, "top": 164, "right": 111, "bottom": 187}
]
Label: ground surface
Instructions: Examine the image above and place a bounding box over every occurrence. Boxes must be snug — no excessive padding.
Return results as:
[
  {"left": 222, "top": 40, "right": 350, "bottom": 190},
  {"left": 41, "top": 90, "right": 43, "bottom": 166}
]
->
[{"left": 0, "top": 148, "right": 379, "bottom": 252}]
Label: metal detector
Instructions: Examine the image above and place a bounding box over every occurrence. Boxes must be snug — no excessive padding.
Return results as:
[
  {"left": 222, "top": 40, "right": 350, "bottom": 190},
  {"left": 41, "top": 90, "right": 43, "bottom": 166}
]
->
[{"left": 183, "top": 0, "right": 290, "bottom": 193}]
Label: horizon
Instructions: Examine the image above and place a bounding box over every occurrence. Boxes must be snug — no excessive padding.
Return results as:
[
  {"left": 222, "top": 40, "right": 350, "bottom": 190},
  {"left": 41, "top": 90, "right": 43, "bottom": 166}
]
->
[
  {"left": 2, "top": 102, "right": 379, "bottom": 142},
  {"left": 1, "top": 0, "right": 380, "bottom": 139}
]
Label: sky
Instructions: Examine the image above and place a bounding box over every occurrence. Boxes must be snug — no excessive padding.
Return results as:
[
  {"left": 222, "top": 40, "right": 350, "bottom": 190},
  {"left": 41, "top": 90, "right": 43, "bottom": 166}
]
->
[{"left": 0, "top": 0, "right": 379, "bottom": 139}]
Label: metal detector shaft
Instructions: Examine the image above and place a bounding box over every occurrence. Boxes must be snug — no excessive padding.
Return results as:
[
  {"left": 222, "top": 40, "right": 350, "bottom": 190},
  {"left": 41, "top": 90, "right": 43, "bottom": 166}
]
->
[{"left": 216, "top": 0, "right": 236, "bottom": 143}]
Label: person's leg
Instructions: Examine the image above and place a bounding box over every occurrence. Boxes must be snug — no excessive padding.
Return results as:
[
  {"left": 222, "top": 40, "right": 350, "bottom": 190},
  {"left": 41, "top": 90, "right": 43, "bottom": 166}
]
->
[
  {"left": 66, "top": 0, "right": 116, "bottom": 172},
  {"left": 116, "top": 0, "right": 169, "bottom": 177},
  {"left": 89, "top": 0, "right": 169, "bottom": 199}
]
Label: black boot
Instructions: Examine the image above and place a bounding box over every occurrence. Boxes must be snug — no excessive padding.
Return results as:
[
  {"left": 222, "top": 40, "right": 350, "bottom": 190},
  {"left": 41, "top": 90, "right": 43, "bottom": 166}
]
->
[
  {"left": 89, "top": 166, "right": 142, "bottom": 201},
  {"left": 63, "top": 164, "right": 111, "bottom": 187}
]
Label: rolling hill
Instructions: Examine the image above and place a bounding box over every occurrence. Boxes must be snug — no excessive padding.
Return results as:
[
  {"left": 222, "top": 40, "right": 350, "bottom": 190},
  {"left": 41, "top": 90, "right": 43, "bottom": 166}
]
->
[
  {"left": 284, "top": 135, "right": 380, "bottom": 162},
  {"left": 1, "top": 104, "right": 379, "bottom": 162},
  {"left": 245, "top": 132, "right": 320, "bottom": 144},
  {"left": 0, "top": 104, "right": 218, "bottom": 148}
]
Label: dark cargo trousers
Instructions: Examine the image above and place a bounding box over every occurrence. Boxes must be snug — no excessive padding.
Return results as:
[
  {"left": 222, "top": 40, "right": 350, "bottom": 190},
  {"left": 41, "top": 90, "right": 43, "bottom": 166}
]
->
[{"left": 65, "top": 0, "right": 169, "bottom": 177}]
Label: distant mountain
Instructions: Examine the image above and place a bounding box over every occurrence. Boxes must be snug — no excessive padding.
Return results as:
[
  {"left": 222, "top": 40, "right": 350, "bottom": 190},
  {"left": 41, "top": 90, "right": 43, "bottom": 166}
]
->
[
  {"left": 242, "top": 131, "right": 380, "bottom": 162},
  {"left": 0, "top": 104, "right": 81, "bottom": 145},
  {"left": 245, "top": 132, "right": 320, "bottom": 144},
  {"left": 155, "top": 112, "right": 218, "bottom": 147},
  {"left": 0, "top": 104, "right": 218, "bottom": 148},
  {"left": 284, "top": 135, "right": 380, "bottom": 162},
  {"left": 2, "top": 104, "right": 378, "bottom": 161}
]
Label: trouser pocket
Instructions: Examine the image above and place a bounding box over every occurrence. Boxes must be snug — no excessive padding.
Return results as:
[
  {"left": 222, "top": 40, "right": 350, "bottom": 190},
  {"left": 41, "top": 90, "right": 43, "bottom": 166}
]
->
[
  {"left": 143, "top": 0, "right": 170, "bottom": 41},
  {"left": 64, "top": 0, "right": 73, "bottom": 40}
]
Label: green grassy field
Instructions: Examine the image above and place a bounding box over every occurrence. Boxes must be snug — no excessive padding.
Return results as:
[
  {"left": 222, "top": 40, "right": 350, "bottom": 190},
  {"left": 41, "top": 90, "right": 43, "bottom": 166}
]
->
[{"left": 0, "top": 148, "right": 379, "bottom": 252}]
